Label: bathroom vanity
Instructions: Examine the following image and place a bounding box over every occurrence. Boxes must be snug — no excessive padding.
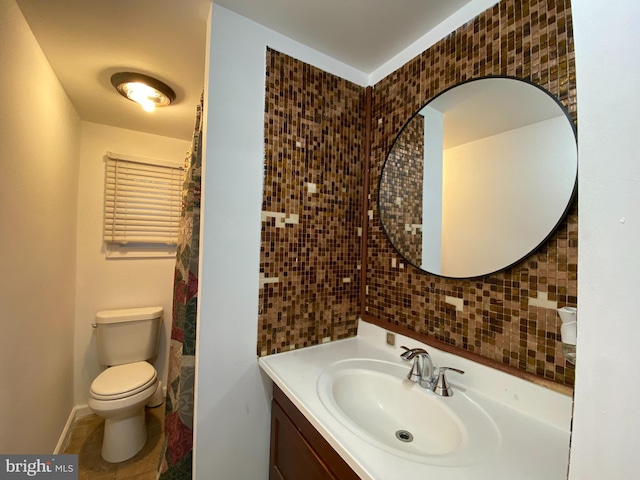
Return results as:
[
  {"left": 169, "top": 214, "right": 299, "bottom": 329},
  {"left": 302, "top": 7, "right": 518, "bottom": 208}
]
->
[
  {"left": 259, "top": 320, "right": 572, "bottom": 480},
  {"left": 270, "top": 384, "right": 359, "bottom": 479}
]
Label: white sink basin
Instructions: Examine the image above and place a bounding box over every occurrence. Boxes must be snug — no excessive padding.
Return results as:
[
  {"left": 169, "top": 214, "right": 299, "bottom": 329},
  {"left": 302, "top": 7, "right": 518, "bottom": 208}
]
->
[{"left": 317, "top": 358, "right": 501, "bottom": 467}]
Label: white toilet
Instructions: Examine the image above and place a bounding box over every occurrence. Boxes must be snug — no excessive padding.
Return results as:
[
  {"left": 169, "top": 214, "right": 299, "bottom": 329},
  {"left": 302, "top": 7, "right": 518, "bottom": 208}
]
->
[{"left": 88, "top": 306, "right": 163, "bottom": 463}]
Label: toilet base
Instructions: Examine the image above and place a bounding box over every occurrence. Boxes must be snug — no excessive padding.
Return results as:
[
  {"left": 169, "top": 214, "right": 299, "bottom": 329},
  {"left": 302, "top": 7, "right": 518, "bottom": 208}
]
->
[{"left": 102, "top": 408, "right": 147, "bottom": 463}]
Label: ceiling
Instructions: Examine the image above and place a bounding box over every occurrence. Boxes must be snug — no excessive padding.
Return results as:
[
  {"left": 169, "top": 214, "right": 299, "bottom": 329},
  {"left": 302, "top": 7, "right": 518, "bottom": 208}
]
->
[
  {"left": 214, "top": 0, "right": 470, "bottom": 72},
  {"left": 15, "top": 0, "right": 471, "bottom": 141},
  {"left": 16, "top": 0, "right": 211, "bottom": 141}
]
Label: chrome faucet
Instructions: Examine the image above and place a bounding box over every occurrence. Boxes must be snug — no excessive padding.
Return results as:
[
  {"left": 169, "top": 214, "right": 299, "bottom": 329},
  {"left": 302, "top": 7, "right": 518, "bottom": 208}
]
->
[
  {"left": 400, "top": 346, "right": 465, "bottom": 396},
  {"left": 400, "top": 346, "right": 435, "bottom": 389}
]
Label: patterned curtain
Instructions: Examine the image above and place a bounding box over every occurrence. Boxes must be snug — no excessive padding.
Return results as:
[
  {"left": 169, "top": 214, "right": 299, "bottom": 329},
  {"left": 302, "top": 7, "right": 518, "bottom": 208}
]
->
[{"left": 159, "top": 93, "right": 203, "bottom": 479}]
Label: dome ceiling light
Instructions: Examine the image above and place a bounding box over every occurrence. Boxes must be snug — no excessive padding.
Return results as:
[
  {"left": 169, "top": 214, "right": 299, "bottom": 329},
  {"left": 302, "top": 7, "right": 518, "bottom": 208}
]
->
[{"left": 110, "top": 72, "right": 176, "bottom": 112}]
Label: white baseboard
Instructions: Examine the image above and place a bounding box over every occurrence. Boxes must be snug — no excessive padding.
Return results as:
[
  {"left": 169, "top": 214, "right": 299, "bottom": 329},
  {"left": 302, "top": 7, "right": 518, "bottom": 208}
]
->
[{"left": 54, "top": 404, "right": 93, "bottom": 454}]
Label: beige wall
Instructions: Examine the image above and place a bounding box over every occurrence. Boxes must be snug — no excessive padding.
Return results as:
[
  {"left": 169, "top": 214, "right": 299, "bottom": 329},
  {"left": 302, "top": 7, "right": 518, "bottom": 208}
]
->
[
  {"left": 74, "top": 122, "right": 189, "bottom": 405},
  {"left": 0, "top": 0, "right": 190, "bottom": 452},
  {"left": 0, "top": 0, "right": 81, "bottom": 453}
]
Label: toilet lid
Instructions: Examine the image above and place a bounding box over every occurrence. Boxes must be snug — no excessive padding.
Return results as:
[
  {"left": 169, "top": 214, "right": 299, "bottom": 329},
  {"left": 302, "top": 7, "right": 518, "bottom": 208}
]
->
[{"left": 90, "top": 362, "right": 157, "bottom": 401}]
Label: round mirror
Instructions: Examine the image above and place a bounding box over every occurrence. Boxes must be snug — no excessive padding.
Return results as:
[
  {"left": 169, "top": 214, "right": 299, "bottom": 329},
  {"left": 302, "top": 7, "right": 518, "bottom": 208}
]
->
[{"left": 379, "top": 77, "right": 577, "bottom": 278}]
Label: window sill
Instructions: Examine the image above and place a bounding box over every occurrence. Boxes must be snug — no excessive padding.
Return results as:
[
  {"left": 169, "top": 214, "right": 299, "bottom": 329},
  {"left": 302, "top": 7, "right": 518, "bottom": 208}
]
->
[{"left": 105, "top": 243, "right": 177, "bottom": 259}]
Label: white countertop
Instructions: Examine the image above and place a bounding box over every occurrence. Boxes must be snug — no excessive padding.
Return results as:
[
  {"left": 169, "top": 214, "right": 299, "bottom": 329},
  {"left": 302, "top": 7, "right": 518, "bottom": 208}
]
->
[{"left": 259, "top": 320, "right": 572, "bottom": 480}]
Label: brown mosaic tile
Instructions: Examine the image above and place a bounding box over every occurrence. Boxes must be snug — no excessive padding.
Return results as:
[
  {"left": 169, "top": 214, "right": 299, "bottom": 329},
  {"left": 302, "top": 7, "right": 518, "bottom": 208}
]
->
[
  {"left": 366, "top": 0, "right": 577, "bottom": 388},
  {"left": 258, "top": 49, "right": 364, "bottom": 356},
  {"left": 379, "top": 114, "right": 424, "bottom": 265}
]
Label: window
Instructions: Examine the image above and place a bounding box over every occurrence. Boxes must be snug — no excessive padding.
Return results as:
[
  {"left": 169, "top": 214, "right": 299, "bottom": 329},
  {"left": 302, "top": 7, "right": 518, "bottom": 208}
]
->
[{"left": 104, "top": 151, "right": 184, "bottom": 257}]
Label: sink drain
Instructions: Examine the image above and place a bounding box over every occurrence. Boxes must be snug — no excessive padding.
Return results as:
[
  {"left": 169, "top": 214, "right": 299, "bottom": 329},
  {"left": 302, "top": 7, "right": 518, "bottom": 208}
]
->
[{"left": 395, "top": 429, "right": 414, "bottom": 443}]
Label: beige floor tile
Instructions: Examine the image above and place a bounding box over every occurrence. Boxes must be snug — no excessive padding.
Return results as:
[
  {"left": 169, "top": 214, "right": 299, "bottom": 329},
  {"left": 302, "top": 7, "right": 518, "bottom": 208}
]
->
[
  {"left": 117, "top": 471, "right": 158, "bottom": 480},
  {"left": 64, "top": 418, "right": 104, "bottom": 455},
  {"left": 79, "top": 470, "right": 117, "bottom": 480},
  {"left": 74, "top": 414, "right": 103, "bottom": 429},
  {"left": 61, "top": 404, "right": 165, "bottom": 480}
]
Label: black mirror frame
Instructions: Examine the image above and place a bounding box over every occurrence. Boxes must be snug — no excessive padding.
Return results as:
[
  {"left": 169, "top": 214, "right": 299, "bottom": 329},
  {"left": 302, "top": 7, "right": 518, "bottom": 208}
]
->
[{"left": 377, "top": 75, "right": 578, "bottom": 280}]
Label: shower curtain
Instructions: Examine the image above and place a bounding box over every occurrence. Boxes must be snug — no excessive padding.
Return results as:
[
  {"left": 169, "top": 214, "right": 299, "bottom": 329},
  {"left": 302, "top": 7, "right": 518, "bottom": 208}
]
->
[{"left": 159, "top": 93, "right": 203, "bottom": 479}]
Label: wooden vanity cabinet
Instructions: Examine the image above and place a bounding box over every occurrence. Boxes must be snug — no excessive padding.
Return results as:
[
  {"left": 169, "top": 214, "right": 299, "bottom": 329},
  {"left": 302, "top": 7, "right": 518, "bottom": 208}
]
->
[{"left": 269, "top": 385, "right": 361, "bottom": 480}]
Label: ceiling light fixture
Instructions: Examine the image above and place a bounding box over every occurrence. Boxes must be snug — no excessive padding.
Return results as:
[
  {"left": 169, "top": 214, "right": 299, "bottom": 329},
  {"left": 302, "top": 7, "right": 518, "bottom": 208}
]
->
[{"left": 110, "top": 72, "right": 176, "bottom": 112}]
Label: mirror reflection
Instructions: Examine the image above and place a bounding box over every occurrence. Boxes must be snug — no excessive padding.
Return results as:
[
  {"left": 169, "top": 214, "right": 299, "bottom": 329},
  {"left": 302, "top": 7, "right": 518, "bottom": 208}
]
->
[{"left": 379, "top": 77, "right": 577, "bottom": 278}]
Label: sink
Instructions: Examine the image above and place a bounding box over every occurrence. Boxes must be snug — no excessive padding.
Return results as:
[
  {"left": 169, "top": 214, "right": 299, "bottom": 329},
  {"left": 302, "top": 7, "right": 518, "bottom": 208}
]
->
[{"left": 317, "top": 358, "right": 501, "bottom": 466}]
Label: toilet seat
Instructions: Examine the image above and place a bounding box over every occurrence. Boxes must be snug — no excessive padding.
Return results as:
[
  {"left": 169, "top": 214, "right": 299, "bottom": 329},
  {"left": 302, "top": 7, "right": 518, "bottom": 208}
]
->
[{"left": 91, "top": 361, "right": 157, "bottom": 401}]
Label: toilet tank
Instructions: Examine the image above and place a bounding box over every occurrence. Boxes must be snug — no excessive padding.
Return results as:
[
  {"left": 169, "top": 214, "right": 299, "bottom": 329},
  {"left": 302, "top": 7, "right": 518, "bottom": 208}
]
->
[{"left": 94, "top": 306, "right": 163, "bottom": 366}]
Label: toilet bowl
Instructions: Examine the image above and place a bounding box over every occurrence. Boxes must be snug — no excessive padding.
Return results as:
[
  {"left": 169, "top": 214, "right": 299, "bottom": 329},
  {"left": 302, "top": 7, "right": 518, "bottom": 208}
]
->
[
  {"left": 88, "top": 361, "right": 159, "bottom": 463},
  {"left": 88, "top": 307, "right": 163, "bottom": 463}
]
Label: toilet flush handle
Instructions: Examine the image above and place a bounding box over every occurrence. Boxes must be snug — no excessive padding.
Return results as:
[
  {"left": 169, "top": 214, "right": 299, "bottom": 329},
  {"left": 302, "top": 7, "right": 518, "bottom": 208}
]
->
[{"left": 91, "top": 323, "right": 98, "bottom": 328}]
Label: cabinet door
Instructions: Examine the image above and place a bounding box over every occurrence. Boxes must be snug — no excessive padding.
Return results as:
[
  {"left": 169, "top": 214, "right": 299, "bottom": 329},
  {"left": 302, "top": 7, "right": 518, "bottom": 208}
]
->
[{"left": 270, "top": 399, "right": 335, "bottom": 480}]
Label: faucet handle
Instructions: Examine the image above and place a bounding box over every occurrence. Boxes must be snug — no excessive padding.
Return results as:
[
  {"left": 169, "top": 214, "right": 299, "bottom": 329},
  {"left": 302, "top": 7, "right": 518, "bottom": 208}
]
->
[{"left": 433, "top": 366, "right": 464, "bottom": 397}]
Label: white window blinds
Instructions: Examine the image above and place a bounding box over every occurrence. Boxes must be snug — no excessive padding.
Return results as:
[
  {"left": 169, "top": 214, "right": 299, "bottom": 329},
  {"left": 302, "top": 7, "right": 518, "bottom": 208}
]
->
[{"left": 104, "top": 152, "right": 184, "bottom": 245}]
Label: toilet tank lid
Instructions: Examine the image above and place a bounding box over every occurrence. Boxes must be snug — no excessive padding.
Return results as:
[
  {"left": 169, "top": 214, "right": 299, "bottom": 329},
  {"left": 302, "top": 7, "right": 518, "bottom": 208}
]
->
[{"left": 95, "top": 306, "right": 163, "bottom": 324}]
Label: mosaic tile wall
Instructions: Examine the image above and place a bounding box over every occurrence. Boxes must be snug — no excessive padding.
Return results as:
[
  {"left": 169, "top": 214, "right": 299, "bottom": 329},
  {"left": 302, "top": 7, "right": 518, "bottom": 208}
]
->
[
  {"left": 258, "top": 48, "right": 365, "bottom": 356},
  {"left": 379, "top": 115, "right": 424, "bottom": 266},
  {"left": 366, "top": 0, "right": 578, "bottom": 387}
]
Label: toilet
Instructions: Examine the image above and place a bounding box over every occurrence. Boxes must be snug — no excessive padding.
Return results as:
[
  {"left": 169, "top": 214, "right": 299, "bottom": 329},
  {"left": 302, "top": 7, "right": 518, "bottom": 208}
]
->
[{"left": 88, "top": 306, "right": 163, "bottom": 463}]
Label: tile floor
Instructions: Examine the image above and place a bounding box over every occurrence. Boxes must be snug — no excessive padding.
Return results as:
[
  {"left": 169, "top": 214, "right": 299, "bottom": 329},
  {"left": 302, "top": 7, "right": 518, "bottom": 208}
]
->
[{"left": 63, "top": 404, "right": 165, "bottom": 480}]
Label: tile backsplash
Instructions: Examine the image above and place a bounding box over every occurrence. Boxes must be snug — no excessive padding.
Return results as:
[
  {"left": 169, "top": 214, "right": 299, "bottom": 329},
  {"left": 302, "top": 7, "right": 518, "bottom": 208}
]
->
[
  {"left": 366, "top": 0, "right": 577, "bottom": 387},
  {"left": 258, "top": 0, "right": 577, "bottom": 388},
  {"left": 258, "top": 49, "right": 364, "bottom": 355}
]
